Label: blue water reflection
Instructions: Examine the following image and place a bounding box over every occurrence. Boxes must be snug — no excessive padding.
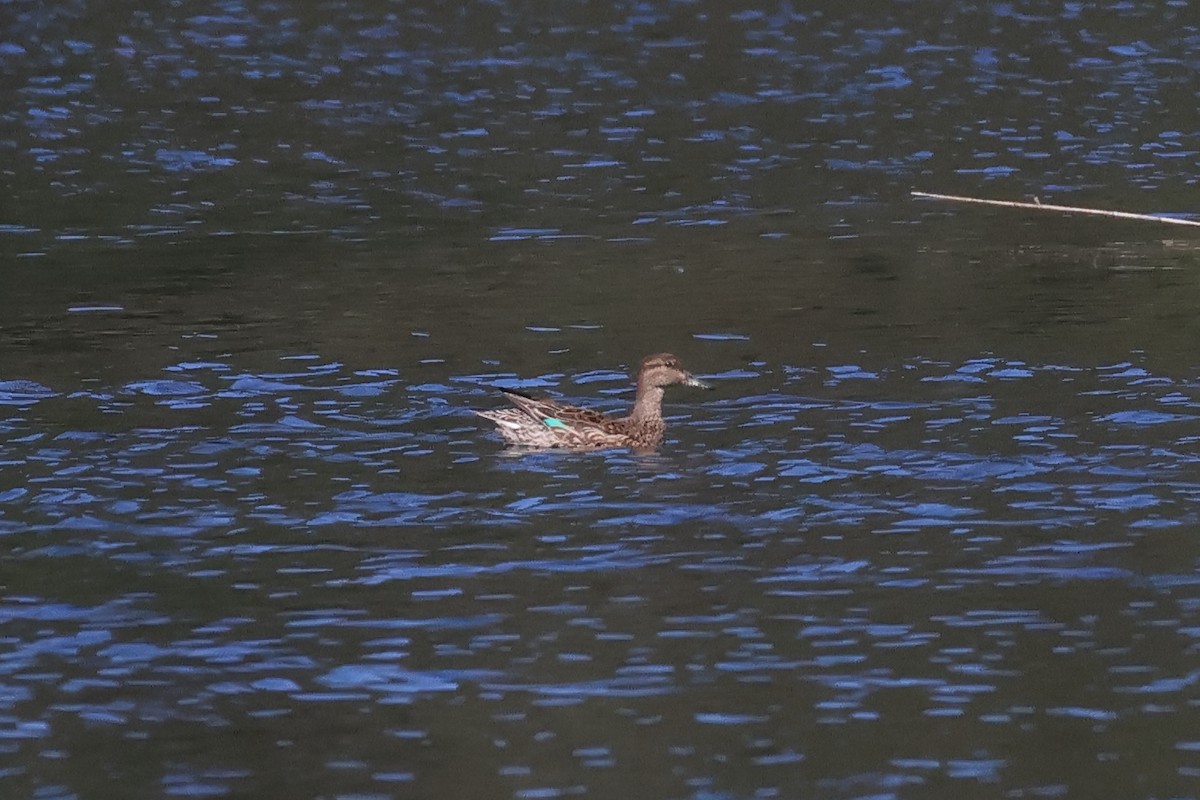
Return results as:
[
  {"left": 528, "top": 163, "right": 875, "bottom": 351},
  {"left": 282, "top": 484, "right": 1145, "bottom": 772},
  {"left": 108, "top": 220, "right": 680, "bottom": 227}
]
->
[
  {"left": 4, "top": 0, "right": 1200, "bottom": 797},
  {"left": 7, "top": 1, "right": 1200, "bottom": 256}
]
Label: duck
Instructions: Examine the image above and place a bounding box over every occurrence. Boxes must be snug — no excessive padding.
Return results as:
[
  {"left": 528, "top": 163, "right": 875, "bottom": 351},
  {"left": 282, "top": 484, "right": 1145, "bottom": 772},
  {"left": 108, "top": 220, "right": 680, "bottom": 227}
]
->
[{"left": 475, "top": 352, "right": 711, "bottom": 449}]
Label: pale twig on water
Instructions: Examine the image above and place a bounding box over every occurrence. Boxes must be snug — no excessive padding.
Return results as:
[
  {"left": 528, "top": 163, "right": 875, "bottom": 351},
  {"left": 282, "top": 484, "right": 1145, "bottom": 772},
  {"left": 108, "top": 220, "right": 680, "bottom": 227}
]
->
[{"left": 911, "top": 190, "right": 1200, "bottom": 228}]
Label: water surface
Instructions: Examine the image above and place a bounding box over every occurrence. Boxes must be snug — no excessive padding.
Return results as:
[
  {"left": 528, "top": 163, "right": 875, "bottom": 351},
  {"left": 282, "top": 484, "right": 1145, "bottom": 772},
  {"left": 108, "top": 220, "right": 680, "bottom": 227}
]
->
[{"left": 2, "top": 2, "right": 1200, "bottom": 798}]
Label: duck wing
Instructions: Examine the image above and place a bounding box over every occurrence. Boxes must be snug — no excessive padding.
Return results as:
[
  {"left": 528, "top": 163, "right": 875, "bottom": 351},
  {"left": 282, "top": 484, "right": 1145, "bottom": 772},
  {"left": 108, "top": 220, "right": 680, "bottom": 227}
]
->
[{"left": 501, "top": 389, "right": 612, "bottom": 428}]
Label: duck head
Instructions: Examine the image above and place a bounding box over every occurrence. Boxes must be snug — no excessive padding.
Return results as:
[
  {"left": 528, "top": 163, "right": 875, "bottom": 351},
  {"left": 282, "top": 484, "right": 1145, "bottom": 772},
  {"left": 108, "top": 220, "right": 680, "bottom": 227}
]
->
[{"left": 638, "top": 352, "right": 712, "bottom": 390}]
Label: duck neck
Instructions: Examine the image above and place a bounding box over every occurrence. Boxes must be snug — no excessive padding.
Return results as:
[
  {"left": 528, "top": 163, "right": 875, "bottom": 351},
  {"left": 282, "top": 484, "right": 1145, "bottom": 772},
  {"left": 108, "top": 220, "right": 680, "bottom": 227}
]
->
[{"left": 629, "top": 381, "right": 665, "bottom": 425}]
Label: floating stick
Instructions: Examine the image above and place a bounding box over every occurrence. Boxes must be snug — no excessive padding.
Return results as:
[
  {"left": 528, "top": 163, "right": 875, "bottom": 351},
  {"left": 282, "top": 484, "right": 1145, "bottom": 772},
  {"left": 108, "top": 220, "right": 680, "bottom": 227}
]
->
[{"left": 911, "top": 190, "right": 1200, "bottom": 228}]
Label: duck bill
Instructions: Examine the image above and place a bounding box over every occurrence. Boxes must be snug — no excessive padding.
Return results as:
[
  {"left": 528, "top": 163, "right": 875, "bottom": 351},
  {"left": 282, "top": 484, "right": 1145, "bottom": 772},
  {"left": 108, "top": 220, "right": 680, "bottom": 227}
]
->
[{"left": 684, "top": 373, "right": 713, "bottom": 390}]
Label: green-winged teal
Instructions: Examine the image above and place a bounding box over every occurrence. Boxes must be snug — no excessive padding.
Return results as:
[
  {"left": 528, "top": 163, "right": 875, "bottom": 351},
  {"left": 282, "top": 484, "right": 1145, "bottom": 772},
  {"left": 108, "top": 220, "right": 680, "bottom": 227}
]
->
[{"left": 476, "top": 353, "right": 711, "bottom": 449}]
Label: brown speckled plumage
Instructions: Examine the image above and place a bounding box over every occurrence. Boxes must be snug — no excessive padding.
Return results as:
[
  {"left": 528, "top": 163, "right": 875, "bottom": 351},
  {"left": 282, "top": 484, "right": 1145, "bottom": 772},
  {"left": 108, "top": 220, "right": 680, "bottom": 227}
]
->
[{"left": 475, "top": 353, "right": 711, "bottom": 450}]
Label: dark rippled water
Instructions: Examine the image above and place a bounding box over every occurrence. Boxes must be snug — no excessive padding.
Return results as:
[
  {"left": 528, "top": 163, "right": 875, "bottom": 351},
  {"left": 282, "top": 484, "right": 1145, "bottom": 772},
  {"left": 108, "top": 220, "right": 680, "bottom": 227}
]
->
[
  {"left": 3, "top": 2, "right": 1200, "bottom": 799},
  {"left": 6, "top": 0, "right": 1200, "bottom": 249}
]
